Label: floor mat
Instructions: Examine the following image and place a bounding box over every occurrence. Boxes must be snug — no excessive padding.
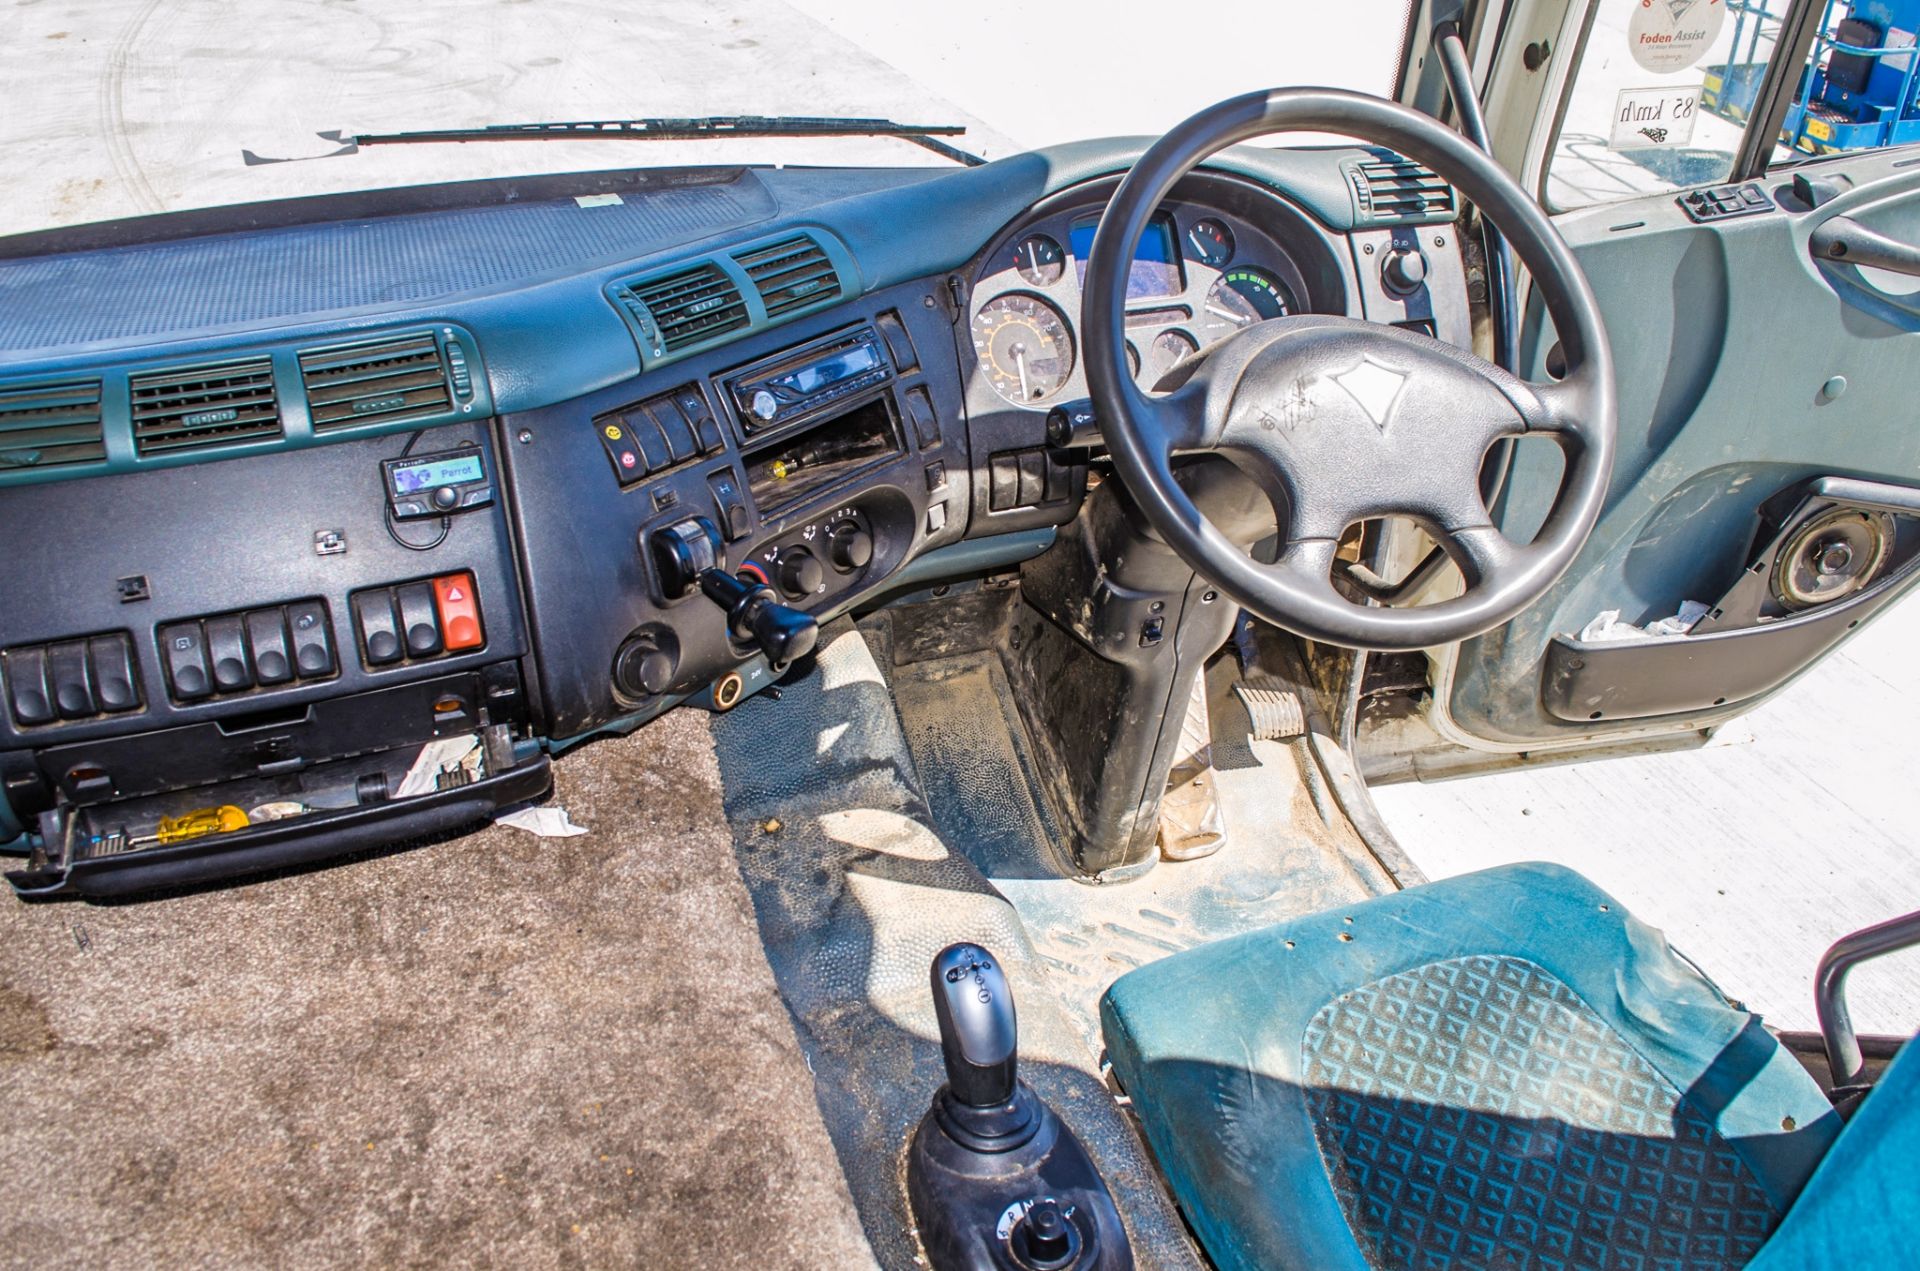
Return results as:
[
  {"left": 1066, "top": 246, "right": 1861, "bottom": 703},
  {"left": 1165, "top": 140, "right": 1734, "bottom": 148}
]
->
[
  {"left": 709, "top": 629, "right": 1201, "bottom": 1271},
  {"left": 892, "top": 649, "right": 1393, "bottom": 1048},
  {"left": 0, "top": 710, "right": 872, "bottom": 1270}
]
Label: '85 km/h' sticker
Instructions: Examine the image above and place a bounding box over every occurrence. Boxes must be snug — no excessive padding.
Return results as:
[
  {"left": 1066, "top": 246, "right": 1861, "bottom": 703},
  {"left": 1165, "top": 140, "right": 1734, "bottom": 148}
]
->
[{"left": 1629, "top": 0, "right": 1726, "bottom": 73}]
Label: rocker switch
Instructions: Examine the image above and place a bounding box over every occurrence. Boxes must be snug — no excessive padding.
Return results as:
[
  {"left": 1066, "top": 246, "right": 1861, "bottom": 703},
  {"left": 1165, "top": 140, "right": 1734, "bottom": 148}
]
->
[
  {"left": 433, "top": 573, "right": 484, "bottom": 651},
  {"left": 204, "top": 615, "right": 253, "bottom": 692},
  {"left": 286, "top": 602, "right": 335, "bottom": 678},
  {"left": 395, "top": 582, "right": 444, "bottom": 657},
  {"left": 353, "top": 591, "right": 404, "bottom": 666},
  {"left": 159, "top": 623, "right": 212, "bottom": 701}
]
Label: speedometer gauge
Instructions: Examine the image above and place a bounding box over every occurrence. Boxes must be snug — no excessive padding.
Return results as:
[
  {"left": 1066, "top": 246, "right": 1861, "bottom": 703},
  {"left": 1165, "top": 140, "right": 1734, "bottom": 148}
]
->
[
  {"left": 972, "top": 293, "right": 1075, "bottom": 406},
  {"left": 1199, "top": 268, "right": 1295, "bottom": 341}
]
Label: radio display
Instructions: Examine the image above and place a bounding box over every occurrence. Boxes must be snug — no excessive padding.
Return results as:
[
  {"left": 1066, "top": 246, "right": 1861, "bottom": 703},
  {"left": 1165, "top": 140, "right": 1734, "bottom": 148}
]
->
[
  {"left": 775, "top": 341, "right": 881, "bottom": 395},
  {"left": 390, "top": 453, "right": 483, "bottom": 494},
  {"left": 1071, "top": 214, "right": 1182, "bottom": 299}
]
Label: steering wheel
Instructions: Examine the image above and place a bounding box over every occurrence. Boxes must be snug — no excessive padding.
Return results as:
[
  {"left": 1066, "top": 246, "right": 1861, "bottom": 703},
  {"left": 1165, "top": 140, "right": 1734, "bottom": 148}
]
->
[{"left": 1084, "top": 89, "right": 1615, "bottom": 651}]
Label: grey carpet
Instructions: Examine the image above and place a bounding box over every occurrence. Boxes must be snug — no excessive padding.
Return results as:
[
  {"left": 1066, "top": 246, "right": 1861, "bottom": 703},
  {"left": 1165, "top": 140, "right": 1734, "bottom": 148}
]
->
[
  {"left": 710, "top": 628, "right": 1203, "bottom": 1271},
  {"left": 0, "top": 710, "right": 873, "bottom": 1270}
]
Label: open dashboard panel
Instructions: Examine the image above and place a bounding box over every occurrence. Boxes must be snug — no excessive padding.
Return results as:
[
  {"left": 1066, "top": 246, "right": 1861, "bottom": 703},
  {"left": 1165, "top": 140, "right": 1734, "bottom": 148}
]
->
[{"left": 0, "top": 147, "right": 1463, "bottom": 894}]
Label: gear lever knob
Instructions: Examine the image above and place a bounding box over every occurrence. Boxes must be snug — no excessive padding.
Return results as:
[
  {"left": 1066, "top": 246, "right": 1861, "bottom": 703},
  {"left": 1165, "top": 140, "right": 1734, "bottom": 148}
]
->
[{"left": 930, "top": 943, "right": 1018, "bottom": 1108}]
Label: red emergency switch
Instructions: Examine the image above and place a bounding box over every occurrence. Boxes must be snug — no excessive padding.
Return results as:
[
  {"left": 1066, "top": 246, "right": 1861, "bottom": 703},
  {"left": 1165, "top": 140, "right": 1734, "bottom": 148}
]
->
[{"left": 433, "top": 572, "right": 484, "bottom": 650}]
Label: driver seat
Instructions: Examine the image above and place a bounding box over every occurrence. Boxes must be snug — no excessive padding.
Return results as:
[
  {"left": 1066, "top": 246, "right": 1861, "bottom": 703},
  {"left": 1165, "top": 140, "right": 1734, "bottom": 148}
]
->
[{"left": 1100, "top": 862, "right": 1911, "bottom": 1270}]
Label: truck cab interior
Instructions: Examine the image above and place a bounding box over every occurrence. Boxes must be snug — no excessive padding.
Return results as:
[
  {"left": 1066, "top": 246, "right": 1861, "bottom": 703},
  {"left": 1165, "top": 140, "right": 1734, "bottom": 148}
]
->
[{"left": 2, "top": 0, "right": 1915, "bottom": 1267}]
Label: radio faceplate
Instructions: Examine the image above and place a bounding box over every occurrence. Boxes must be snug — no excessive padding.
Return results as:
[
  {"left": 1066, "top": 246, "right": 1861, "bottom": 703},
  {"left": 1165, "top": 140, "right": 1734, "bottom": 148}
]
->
[{"left": 724, "top": 324, "right": 892, "bottom": 438}]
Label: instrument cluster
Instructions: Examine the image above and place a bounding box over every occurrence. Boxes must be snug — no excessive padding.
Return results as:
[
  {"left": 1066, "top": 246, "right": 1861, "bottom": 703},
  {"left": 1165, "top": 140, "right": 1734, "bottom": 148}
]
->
[{"left": 966, "top": 180, "right": 1324, "bottom": 410}]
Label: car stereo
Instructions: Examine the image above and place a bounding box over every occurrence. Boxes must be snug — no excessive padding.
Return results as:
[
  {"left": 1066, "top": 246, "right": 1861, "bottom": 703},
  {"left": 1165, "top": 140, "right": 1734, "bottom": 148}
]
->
[{"left": 724, "top": 325, "right": 892, "bottom": 437}]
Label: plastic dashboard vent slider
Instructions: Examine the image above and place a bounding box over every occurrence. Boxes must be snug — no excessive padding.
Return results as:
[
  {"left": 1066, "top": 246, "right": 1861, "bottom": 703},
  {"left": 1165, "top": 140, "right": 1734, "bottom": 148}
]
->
[
  {"left": 0, "top": 378, "right": 105, "bottom": 472},
  {"left": 735, "top": 235, "right": 841, "bottom": 319},
  {"left": 128, "top": 358, "right": 282, "bottom": 455},
  {"left": 299, "top": 331, "right": 454, "bottom": 431},
  {"left": 621, "top": 263, "right": 749, "bottom": 355}
]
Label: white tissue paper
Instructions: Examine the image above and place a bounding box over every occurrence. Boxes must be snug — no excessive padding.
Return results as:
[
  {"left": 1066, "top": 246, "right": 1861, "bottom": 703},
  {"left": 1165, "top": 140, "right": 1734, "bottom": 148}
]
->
[
  {"left": 496, "top": 806, "right": 589, "bottom": 838},
  {"left": 1578, "top": 600, "right": 1710, "bottom": 643}
]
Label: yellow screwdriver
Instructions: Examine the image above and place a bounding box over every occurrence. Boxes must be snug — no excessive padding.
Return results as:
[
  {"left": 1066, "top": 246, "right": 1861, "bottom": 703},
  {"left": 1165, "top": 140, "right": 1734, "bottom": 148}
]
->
[{"left": 129, "top": 805, "right": 251, "bottom": 848}]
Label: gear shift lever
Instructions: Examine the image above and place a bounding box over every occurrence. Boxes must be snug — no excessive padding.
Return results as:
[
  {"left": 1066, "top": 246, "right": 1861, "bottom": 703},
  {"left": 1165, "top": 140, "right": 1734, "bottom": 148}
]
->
[
  {"left": 932, "top": 944, "right": 1018, "bottom": 1108},
  {"left": 907, "top": 943, "right": 1132, "bottom": 1271}
]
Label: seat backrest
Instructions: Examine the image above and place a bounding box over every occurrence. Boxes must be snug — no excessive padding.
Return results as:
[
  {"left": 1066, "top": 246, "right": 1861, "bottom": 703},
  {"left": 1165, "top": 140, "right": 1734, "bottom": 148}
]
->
[{"left": 1748, "top": 1035, "right": 1920, "bottom": 1270}]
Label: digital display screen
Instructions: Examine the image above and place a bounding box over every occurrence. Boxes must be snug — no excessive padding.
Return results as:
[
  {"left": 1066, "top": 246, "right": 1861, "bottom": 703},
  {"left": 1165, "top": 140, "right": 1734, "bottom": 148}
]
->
[
  {"left": 1071, "top": 214, "right": 1182, "bottom": 299},
  {"left": 777, "top": 341, "right": 880, "bottom": 395},
  {"left": 391, "top": 453, "right": 483, "bottom": 494}
]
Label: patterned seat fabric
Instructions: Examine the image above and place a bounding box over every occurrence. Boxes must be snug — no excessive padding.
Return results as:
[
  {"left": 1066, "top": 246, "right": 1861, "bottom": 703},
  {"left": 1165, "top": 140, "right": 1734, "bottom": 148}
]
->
[
  {"left": 1304, "top": 955, "right": 1779, "bottom": 1270},
  {"left": 1099, "top": 863, "right": 1845, "bottom": 1271}
]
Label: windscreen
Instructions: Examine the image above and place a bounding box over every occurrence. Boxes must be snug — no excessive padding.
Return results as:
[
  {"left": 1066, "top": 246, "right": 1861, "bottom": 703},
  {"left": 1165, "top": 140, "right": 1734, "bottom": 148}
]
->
[{"left": 4, "top": 2, "right": 1413, "bottom": 238}]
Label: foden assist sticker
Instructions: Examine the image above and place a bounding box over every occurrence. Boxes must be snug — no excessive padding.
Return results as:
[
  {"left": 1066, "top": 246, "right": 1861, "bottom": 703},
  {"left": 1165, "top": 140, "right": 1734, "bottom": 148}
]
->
[{"left": 1629, "top": 0, "right": 1726, "bottom": 73}]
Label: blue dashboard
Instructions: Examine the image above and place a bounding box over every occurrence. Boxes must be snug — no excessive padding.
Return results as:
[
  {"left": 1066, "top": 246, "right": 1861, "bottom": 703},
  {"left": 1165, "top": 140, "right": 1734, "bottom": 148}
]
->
[{"left": 0, "top": 139, "right": 1463, "bottom": 895}]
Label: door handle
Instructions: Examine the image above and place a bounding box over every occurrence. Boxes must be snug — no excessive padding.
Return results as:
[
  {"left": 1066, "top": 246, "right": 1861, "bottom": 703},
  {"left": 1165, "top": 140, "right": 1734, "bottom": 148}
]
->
[{"left": 1810, "top": 216, "right": 1920, "bottom": 276}]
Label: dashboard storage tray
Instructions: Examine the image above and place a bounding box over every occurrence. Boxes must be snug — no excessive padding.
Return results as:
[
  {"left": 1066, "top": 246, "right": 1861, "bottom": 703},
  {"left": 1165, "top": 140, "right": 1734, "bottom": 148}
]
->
[{"left": 7, "top": 735, "right": 551, "bottom": 899}]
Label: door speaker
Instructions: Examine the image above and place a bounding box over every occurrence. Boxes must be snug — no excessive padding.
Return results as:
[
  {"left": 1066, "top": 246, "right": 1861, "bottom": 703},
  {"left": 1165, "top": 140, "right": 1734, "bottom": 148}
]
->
[{"left": 1770, "top": 506, "right": 1894, "bottom": 610}]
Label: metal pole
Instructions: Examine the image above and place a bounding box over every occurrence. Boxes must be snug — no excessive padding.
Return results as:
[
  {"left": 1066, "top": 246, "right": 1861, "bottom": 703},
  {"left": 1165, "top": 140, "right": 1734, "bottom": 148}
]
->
[{"left": 1814, "top": 908, "right": 1920, "bottom": 1088}]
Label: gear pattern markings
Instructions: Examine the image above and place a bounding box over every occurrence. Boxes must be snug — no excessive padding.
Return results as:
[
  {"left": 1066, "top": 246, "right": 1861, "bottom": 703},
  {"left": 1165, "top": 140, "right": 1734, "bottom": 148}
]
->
[{"left": 1302, "top": 955, "right": 1780, "bottom": 1270}]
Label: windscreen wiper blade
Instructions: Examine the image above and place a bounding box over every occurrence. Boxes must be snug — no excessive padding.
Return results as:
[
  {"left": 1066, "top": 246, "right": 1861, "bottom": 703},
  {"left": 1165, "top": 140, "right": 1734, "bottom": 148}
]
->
[{"left": 243, "top": 115, "right": 986, "bottom": 168}]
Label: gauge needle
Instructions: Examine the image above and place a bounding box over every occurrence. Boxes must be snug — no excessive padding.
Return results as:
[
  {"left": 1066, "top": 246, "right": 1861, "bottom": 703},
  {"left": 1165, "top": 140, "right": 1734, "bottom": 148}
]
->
[
  {"left": 1014, "top": 344, "right": 1032, "bottom": 400},
  {"left": 1206, "top": 303, "right": 1250, "bottom": 326}
]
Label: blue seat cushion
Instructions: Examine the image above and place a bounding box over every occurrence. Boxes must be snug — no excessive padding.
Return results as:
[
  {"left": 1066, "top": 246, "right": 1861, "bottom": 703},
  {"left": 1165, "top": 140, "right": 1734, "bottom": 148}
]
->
[{"left": 1099, "top": 862, "right": 1844, "bottom": 1271}]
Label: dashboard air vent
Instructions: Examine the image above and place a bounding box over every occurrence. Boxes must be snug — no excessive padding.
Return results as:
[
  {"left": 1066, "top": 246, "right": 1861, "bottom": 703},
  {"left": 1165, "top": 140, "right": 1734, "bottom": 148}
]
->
[
  {"left": 736, "top": 235, "right": 840, "bottom": 320},
  {"left": 0, "top": 379, "right": 105, "bottom": 472},
  {"left": 130, "top": 358, "right": 281, "bottom": 455},
  {"left": 300, "top": 331, "right": 452, "bottom": 431},
  {"left": 1353, "top": 156, "right": 1456, "bottom": 221},
  {"left": 624, "top": 263, "right": 749, "bottom": 353}
]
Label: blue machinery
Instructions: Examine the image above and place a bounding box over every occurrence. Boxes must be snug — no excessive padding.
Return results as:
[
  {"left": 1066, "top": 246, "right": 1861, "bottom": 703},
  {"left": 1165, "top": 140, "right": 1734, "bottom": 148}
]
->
[{"left": 1703, "top": 0, "right": 1920, "bottom": 153}]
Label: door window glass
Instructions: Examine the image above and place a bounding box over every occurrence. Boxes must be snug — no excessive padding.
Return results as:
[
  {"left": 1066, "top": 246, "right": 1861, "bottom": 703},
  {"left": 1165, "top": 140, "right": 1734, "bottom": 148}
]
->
[
  {"left": 1547, "top": 0, "right": 1760, "bottom": 211},
  {"left": 1774, "top": 1, "right": 1920, "bottom": 161}
]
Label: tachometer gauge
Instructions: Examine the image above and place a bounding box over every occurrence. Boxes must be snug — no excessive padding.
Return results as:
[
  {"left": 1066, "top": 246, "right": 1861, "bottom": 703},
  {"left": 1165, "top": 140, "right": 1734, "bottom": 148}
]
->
[
  {"left": 972, "top": 293, "right": 1075, "bottom": 406},
  {"left": 1199, "top": 268, "right": 1295, "bottom": 340},
  {"left": 1140, "top": 329, "right": 1198, "bottom": 388},
  {"left": 1012, "top": 233, "right": 1066, "bottom": 286},
  {"left": 1185, "top": 219, "right": 1234, "bottom": 268}
]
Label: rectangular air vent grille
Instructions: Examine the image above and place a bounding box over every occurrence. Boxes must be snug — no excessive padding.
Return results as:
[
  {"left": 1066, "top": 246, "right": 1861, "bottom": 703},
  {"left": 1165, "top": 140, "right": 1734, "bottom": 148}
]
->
[
  {"left": 1354, "top": 157, "right": 1456, "bottom": 220},
  {"left": 736, "top": 235, "right": 840, "bottom": 320},
  {"left": 130, "top": 358, "right": 281, "bottom": 455},
  {"left": 0, "top": 379, "right": 105, "bottom": 471},
  {"left": 626, "top": 263, "right": 749, "bottom": 353},
  {"left": 300, "top": 331, "right": 452, "bottom": 431}
]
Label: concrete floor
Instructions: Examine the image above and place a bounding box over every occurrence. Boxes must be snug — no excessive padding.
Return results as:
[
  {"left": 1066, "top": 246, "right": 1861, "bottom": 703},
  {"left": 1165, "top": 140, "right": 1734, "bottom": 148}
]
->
[{"left": 1376, "top": 598, "right": 1920, "bottom": 1039}]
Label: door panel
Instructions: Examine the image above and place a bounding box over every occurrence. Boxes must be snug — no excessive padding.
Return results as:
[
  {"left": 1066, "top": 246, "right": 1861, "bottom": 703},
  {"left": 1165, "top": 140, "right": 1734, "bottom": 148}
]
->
[{"left": 1441, "top": 148, "right": 1920, "bottom": 748}]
